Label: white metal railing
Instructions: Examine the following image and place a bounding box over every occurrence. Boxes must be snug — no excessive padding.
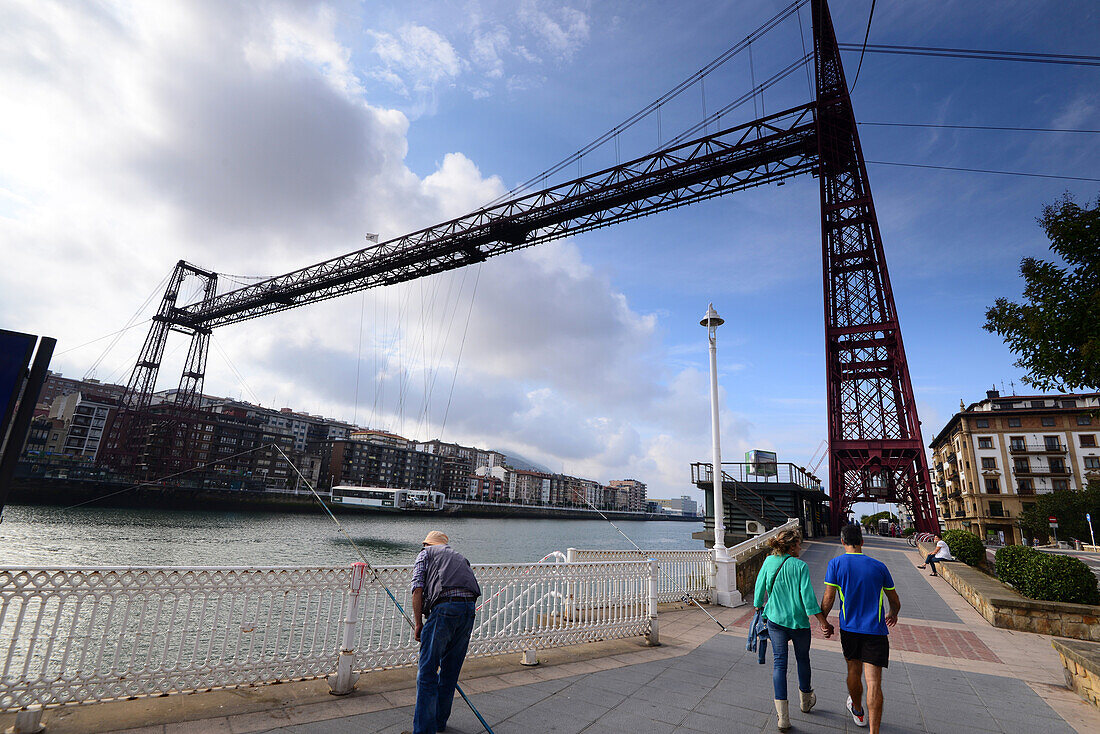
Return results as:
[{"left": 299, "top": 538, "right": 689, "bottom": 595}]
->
[
  {"left": 567, "top": 549, "right": 714, "bottom": 603},
  {"left": 0, "top": 559, "right": 656, "bottom": 712}
]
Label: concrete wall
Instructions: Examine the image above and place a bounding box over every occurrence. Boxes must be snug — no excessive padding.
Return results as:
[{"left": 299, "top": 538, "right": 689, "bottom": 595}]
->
[{"left": 916, "top": 541, "right": 1100, "bottom": 642}]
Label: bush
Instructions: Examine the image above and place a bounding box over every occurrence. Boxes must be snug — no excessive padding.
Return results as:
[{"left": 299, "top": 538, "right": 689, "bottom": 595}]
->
[
  {"left": 942, "top": 529, "right": 985, "bottom": 566},
  {"left": 994, "top": 545, "right": 1040, "bottom": 589},
  {"left": 902, "top": 527, "right": 915, "bottom": 537},
  {"left": 1017, "top": 553, "right": 1100, "bottom": 605}
]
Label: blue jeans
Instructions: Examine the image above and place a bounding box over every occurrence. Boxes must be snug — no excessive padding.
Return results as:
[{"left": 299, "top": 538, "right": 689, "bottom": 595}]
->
[
  {"left": 767, "top": 620, "right": 812, "bottom": 700},
  {"left": 414, "top": 600, "right": 477, "bottom": 734}
]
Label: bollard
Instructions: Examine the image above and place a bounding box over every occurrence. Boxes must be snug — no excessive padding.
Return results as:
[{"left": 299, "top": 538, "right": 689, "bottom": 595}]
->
[
  {"left": 645, "top": 558, "right": 660, "bottom": 646},
  {"left": 520, "top": 648, "right": 539, "bottom": 666},
  {"left": 7, "top": 704, "right": 45, "bottom": 734},
  {"left": 329, "top": 562, "right": 367, "bottom": 695}
]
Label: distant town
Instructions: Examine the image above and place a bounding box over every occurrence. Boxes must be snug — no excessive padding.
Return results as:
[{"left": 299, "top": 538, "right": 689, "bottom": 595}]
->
[{"left": 18, "top": 371, "right": 700, "bottom": 516}]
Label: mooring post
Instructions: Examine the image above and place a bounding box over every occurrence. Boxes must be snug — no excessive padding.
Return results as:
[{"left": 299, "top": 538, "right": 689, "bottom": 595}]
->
[
  {"left": 646, "top": 558, "right": 660, "bottom": 646},
  {"left": 329, "top": 562, "right": 367, "bottom": 695}
]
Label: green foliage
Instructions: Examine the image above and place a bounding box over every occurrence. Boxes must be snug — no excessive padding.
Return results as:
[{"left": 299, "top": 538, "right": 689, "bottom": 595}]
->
[
  {"left": 984, "top": 193, "right": 1100, "bottom": 391},
  {"left": 863, "top": 510, "right": 898, "bottom": 526},
  {"left": 942, "top": 529, "right": 985, "bottom": 566},
  {"left": 1017, "top": 483, "right": 1100, "bottom": 543},
  {"left": 902, "top": 527, "right": 915, "bottom": 537},
  {"left": 994, "top": 545, "right": 1040, "bottom": 589},
  {"left": 1017, "top": 553, "right": 1100, "bottom": 605}
]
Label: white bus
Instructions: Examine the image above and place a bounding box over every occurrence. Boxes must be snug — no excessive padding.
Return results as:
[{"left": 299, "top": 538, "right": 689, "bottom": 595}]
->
[{"left": 330, "top": 486, "right": 445, "bottom": 512}]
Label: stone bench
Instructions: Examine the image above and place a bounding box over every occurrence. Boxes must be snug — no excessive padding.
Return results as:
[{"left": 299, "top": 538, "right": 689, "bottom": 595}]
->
[
  {"left": 915, "top": 541, "right": 1100, "bottom": 642},
  {"left": 1053, "top": 638, "right": 1100, "bottom": 709}
]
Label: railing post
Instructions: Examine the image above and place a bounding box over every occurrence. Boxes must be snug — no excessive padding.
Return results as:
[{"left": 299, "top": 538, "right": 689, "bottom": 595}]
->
[
  {"left": 11, "top": 704, "right": 44, "bottom": 733},
  {"left": 564, "top": 548, "right": 577, "bottom": 620},
  {"left": 329, "top": 562, "right": 367, "bottom": 695},
  {"left": 646, "top": 558, "right": 660, "bottom": 646}
]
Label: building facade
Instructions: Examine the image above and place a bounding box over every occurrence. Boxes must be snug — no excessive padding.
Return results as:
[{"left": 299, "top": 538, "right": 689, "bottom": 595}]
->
[
  {"left": 315, "top": 437, "right": 442, "bottom": 493},
  {"left": 47, "top": 393, "right": 116, "bottom": 460},
  {"left": 608, "top": 479, "right": 647, "bottom": 512},
  {"left": 929, "top": 390, "right": 1100, "bottom": 545}
]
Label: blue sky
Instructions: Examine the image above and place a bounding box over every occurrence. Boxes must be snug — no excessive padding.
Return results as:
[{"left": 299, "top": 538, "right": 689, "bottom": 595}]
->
[{"left": 1, "top": 0, "right": 1097, "bottom": 512}]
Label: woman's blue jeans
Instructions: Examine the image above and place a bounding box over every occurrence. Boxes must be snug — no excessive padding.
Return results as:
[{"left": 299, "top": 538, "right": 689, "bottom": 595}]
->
[{"left": 767, "top": 620, "right": 812, "bottom": 700}]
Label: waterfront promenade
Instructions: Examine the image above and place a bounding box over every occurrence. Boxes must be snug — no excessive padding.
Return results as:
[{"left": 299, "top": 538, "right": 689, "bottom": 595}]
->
[{"left": 30, "top": 536, "right": 1097, "bottom": 734}]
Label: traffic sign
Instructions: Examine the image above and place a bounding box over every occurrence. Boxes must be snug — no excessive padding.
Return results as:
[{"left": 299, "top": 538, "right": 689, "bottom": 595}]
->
[
  {"left": 1049, "top": 516, "right": 1057, "bottom": 523},
  {"left": 1049, "top": 521, "right": 1059, "bottom": 529}
]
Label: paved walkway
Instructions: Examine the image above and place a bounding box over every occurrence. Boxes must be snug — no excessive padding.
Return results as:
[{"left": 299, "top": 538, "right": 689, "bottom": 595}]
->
[{"left": 111, "top": 537, "right": 1100, "bottom": 734}]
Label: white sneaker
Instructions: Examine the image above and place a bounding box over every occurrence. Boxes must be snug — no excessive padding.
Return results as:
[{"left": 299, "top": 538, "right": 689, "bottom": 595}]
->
[{"left": 847, "top": 695, "right": 868, "bottom": 727}]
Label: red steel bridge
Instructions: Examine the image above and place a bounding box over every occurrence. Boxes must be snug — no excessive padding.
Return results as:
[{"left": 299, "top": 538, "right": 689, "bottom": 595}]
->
[{"left": 101, "top": 0, "right": 940, "bottom": 533}]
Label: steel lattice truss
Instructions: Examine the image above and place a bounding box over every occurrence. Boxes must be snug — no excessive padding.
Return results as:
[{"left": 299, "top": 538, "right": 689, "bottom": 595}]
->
[
  {"left": 173, "top": 104, "right": 817, "bottom": 329},
  {"left": 113, "top": 0, "right": 939, "bottom": 532}
]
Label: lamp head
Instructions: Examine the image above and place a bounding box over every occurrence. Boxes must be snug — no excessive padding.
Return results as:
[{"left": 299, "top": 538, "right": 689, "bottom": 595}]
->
[{"left": 700, "top": 303, "right": 724, "bottom": 328}]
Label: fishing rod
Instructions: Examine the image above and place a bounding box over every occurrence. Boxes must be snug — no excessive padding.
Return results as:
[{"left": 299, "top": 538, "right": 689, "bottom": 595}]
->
[
  {"left": 275, "top": 445, "right": 496, "bottom": 734},
  {"left": 571, "top": 489, "right": 727, "bottom": 631}
]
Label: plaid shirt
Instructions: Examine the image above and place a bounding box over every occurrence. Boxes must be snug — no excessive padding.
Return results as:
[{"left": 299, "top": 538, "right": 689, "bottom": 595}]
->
[{"left": 411, "top": 546, "right": 478, "bottom": 600}]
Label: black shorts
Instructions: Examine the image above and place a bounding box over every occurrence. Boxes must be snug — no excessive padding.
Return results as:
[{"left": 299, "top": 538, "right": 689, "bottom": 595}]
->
[{"left": 841, "top": 630, "right": 890, "bottom": 668}]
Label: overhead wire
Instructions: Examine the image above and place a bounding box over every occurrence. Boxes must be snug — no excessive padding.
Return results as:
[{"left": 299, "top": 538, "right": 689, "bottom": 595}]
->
[
  {"left": 866, "top": 160, "right": 1100, "bottom": 182},
  {"left": 837, "top": 43, "right": 1100, "bottom": 67},
  {"left": 849, "top": 0, "right": 876, "bottom": 92},
  {"left": 860, "top": 121, "right": 1100, "bottom": 134}
]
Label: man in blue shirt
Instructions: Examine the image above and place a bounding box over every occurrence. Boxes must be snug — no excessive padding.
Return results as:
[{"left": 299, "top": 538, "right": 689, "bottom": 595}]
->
[{"left": 821, "top": 524, "right": 901, "bottom": 734}]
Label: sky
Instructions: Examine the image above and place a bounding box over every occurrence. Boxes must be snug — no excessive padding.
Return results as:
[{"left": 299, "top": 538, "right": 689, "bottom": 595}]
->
[{"left": 2, "top": 0, "right": 1098, "bottom": 514}]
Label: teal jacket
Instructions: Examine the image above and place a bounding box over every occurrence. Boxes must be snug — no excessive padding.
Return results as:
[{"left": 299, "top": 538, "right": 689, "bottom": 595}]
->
[{"left": 752, "top": 553, "right": 822, "bottom": 629}]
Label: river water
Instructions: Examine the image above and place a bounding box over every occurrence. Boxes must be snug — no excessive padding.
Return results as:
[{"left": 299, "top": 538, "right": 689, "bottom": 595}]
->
[{"left": 1, "top": 504, "right": 705, "bottom": 567}]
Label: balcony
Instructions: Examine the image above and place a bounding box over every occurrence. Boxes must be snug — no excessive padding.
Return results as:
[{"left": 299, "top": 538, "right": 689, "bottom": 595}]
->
[
  {"left": 949, "top": 489, "right": 962, "bottom": 499},
  {"left": 945, "top": 453, "right": 958, "bottom": 465},
  {"left": 1008, "top": 443, "right": 1066, "bottom": 454},
  {"left": 954, "top": 510, "right": 966, "bottom": 518},
  {"left": 1012, "top": 466, "right": 1072, "bottom": 477}
]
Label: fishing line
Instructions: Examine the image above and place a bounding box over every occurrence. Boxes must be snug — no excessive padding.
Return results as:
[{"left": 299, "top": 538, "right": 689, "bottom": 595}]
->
[
  {"left": 274, "top": 445, "right": 496, "bottom": 734},
  {"left": 572, "top": 489, "right": 727, "bottom": 631}
]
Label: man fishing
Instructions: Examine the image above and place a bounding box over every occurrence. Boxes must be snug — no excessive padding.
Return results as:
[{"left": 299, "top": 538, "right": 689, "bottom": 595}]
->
[{"left": 404, "top": 531, "right": 482, "bottom": 734}]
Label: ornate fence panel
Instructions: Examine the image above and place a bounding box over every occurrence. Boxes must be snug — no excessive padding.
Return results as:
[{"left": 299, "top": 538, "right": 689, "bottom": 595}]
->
[
  {"left": 0, "top": 559, "right": 654, "bottom": 711},
  {"left": 568, "top": 549, "right": 714, "bottom": 603},
  {"left": 349, "top": 560, "right": 652, "bottom": 672},
  {"left": 0, "top": 566, "right": 348, "bottom": 711}
]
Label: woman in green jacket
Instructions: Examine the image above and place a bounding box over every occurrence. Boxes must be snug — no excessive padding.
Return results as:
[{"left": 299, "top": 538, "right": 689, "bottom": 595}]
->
[{"left": 754, "top": 528, "right": 834, "bottom": 731}]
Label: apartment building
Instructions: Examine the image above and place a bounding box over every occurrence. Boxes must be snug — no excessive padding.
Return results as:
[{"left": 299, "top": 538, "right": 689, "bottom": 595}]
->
[
  {"left": 415, "top": 440, "right": 478, "bottom": 499},
  {"left": 47, "top": 393, "right": 116, "bottom": 460},
  {"left": 314, "top": 436, "right": 442, "bottom": 493},
  {"left": 608, "top": 479, "right": 647, "bottom": 512},
  {"left": 929, "top": 389, "right": 1100, "bottom": 545}
]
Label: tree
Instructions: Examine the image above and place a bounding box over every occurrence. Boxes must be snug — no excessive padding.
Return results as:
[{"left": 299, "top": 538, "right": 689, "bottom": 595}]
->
[
  {"left": 1017, "top": 482, "right": 1100, "bottom": 543},
  {"left": 984, "top": 193, "right": 1100, "bottom": 391}
]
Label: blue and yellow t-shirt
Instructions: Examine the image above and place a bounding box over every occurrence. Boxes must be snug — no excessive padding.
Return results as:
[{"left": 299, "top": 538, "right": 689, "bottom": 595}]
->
[{"left": 824, "top": 552, "right": 895, "bottom": 636}]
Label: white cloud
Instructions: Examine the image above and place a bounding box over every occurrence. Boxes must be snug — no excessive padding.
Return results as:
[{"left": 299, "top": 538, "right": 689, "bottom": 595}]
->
[
  {"left": 369, "top": 24, "right": 462, "bottom": 103},
  {"left": 0, "top": 0, "right": 750, "bottom": 500},
  {"left": 517, "top": 0, "right": 590, "bottom": 61}
]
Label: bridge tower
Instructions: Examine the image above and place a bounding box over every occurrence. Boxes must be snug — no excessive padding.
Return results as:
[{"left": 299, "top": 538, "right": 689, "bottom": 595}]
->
[
  {"left": 101, "top": 260, "right": 217, "bottom": 477},
  {"left": 812, "top": 0, "right": 939, "bottom": 532}
]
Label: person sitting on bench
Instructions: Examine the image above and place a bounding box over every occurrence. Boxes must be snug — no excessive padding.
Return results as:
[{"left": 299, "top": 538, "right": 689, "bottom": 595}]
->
[{"left": 917, "top": 534, "right": 952, "bottom": 576}]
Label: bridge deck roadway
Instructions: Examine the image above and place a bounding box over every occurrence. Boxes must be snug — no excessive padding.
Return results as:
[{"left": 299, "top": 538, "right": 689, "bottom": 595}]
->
[{"left": 44, "top": 538, "right": 1100, "bottom": 734}]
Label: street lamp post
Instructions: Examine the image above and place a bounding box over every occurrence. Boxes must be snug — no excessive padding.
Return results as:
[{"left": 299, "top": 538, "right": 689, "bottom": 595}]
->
[{"left": 702, "top": 303, "right": 741, "bottom": 607}]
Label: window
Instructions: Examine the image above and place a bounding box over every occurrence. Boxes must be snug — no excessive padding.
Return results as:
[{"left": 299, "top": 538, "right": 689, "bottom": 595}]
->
[
  {"left": 1010, "top": 437, "right": 1026, "bottom": 450},
  {"left": 981, "top": 457, "right": 997, "bottom": 469},
  {"left": 1079, "top": 415, "right": 1093, "bottom": 426},
  {"left": 1008, "top": 417, "right": 1021, "bottom": 427},
  {"left": 1013, "top": 458, "right": 1030, "bottom": 473},
  {"left": 975, "top": 418, "right": 989, "bottom": 428},
  {"left": 1044, "top": 436, "right": 1062, "bottom": 450},
  {"left": 1031, "top": 400, "right": 1045, "bottom": 408},
  {"left": 1050, "top": 458, "right": 1066, "bottom": 473},
  {"left": 978, "top": 437, "right": 993, "bottom": 449},
  {"left": 1062, "top": 400, "right": 1077, "bottom": 409},
  {"left": 1053, "top": 479, "right": 1069, "bottom": 491},
  {"left": 989, "top": 501, "right": 1004, "bottom": 517},
  {"left": 1085, "top": 457, "right": 1100, "bottom": 469},
  {"left": 984, "top": 478, "right": 1000, "bottom": 494},
  {"left": 1041, "top": 417, "right": 1056, "bottom": 427},
  {"left": 1082, "top": 435, "right": 1097, "bottom": 448},
  {"left": 1017, "top": 479, "right": 1034, "bottom": 495}
]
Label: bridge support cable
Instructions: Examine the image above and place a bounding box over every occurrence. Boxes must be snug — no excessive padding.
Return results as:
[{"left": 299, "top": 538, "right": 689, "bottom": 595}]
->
[{"left": 812, "top": 0, "right": 939, "bottom": 532}]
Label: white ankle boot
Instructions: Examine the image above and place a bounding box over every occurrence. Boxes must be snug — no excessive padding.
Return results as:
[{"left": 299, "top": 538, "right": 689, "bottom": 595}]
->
[
  {"left": 774, "top": 699, "right": 791, "bottom": 730},
  {"left": 800, "top": 688, "right": 816, "bottom": 712}
]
